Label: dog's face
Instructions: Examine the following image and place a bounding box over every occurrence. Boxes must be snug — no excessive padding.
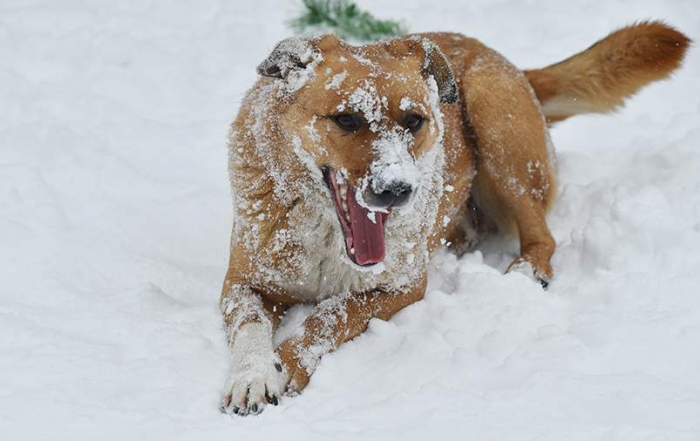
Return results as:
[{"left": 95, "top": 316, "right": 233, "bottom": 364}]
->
[{"left": 257, "top": 35, "right": 457, "bottom": 267}]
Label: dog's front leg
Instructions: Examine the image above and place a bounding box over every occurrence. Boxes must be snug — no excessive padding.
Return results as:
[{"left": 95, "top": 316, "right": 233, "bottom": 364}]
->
[
  {"left": 276, "top": 278, "right": 426, "bottom": 393},
  {"left": 219, "top": 282, "right": 287, "bottom": 416}
]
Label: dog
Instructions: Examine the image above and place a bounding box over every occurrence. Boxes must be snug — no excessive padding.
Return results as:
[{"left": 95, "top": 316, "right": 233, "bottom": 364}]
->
[{"left": 219, "top": 21, "right": 689, "bottom": 415}]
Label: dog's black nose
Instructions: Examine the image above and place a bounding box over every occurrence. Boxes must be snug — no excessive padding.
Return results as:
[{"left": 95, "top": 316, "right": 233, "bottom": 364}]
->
[{"left": 368, "top": 181, "right": 413, "bottom": 208}]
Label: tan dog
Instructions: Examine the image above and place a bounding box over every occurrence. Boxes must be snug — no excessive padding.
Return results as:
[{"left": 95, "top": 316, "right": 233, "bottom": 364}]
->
[{"left": 220, "top": 21, "right": 689, "bottom": 415}]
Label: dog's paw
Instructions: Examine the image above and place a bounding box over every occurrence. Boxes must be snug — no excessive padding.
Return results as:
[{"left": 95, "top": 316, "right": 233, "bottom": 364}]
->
[
  {"left": 276, "top": 338, "right": 312, "bottom": 395},
  {"left": 220, "top": 322, "right": 284, "bottom": 416},
  {"left": 220, "top": 365, "right": 283, "bottom": 416},
  {"left": 507, "top": 258, "right": 551, "bottom": 290}
]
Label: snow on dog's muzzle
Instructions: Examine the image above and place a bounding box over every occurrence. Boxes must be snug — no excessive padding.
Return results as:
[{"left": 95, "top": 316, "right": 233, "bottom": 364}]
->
[{"left": 368, "top": 126, "right": 420, "bottom": 210}]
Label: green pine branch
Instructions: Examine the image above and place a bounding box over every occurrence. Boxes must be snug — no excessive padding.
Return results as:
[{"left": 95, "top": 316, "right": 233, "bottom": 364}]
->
[{"left": 291, "top": 0, "right": 408, "bottom": 42}]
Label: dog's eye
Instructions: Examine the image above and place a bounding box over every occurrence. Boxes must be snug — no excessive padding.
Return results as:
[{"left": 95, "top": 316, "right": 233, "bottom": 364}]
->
[
  {"left": 405, "top": 114, "right": 425, "bottom": 132},
  {"left": 333, "top": 114, "right": 362, "bottom": 132}
]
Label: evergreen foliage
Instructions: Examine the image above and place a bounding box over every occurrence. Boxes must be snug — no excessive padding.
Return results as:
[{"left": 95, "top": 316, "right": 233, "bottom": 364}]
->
[{"left": 290, "top": 0, "right": 408, "bottom": 42}]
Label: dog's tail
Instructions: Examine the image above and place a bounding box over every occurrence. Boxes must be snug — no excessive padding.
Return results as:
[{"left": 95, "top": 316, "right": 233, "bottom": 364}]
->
[{"left": 525, "top": 21, "right": 691, "bottom": 123}]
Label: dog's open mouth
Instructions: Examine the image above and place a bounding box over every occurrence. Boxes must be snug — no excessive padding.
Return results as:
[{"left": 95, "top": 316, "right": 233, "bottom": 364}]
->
[{"left": 323, "top": 168, "right": 391, "bottom": 266}]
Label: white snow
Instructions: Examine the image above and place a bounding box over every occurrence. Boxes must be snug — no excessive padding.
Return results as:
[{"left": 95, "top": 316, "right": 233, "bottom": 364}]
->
[
  {"left": 324, "top": 70, "right": 348, "bottom": 90},
  {"left": 369, "top": 126, "right": 421, "bottom": 191},
  {"left": 348, "top": 80, "right": 386, "bottom": 127},
  {"left": 1, "top": 0, "right": 700, "bottom": 440},
  {"left": 399, "top": 96, "right": 415, "bottom": 111}
]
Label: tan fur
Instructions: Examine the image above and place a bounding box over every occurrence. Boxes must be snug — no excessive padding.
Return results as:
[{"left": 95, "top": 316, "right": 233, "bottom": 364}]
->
[
  {"left": 219, "top": 22, "right": 689, "bottom": 415},
  {"left": 525, "top": 21, "right": 691, "bottom": 123}
]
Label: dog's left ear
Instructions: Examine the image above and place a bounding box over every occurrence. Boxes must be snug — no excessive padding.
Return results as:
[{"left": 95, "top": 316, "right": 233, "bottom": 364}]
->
[
  {"left": 420, "top": 40, "right": 459, "bottom": 104},
  {"left": 388, "top": 37, "right": 458, "bottom": 104},
  {"left": 257, "top": 35, "right": 339, "bottom": 79}
]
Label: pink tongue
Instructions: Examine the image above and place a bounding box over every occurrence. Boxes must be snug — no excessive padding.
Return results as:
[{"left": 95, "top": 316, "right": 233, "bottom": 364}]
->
[{"left": 347, "top": 189, "right": 386, "bottom": 266}]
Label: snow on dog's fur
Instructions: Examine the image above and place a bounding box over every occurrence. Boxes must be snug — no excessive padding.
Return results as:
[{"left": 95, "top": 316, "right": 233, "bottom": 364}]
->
[{"left": 219, "top": 22, "right": 689, "bottom": 416}]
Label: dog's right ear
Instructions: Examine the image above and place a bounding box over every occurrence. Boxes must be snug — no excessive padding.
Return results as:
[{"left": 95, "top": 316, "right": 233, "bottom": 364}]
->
[{"left": 257, "top": 35, "right": 340, "bottom": 79}]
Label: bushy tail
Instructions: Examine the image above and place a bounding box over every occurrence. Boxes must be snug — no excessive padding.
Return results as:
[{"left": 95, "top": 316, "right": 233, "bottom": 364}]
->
[{"left": 525, "top": 21, "right": 691, "bottom": 123}]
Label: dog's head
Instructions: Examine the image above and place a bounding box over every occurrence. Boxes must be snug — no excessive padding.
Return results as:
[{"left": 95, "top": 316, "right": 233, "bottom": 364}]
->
[{"left": 257, "top": 34, "right": 457, "bottom": 267}]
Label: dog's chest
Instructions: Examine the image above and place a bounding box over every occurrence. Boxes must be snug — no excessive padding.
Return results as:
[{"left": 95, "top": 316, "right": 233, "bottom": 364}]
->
[
  {"left": 271, "top": 203, "right": 377, "bottom": 301},
  {"left": 269, "top": 200, "right": 434, "bottom": 301}
]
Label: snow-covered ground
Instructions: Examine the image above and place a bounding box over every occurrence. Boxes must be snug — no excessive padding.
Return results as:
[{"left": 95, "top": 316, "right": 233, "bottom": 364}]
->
[{"left": 2, "top": 0, "right": 699, "bottom": 439}]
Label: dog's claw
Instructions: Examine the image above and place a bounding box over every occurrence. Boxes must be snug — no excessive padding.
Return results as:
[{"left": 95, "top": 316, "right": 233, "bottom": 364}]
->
[{"left": 220, "top": 395, "right": 233, "bottom": 414}]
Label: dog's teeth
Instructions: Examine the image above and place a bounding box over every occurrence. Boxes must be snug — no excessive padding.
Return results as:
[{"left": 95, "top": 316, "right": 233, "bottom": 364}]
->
[
  {"left": 350, "top": 247, "right": 355, "bottom": 254},
  {"left": 342, "top": 201, "right": 349, "bottom": 212}
]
